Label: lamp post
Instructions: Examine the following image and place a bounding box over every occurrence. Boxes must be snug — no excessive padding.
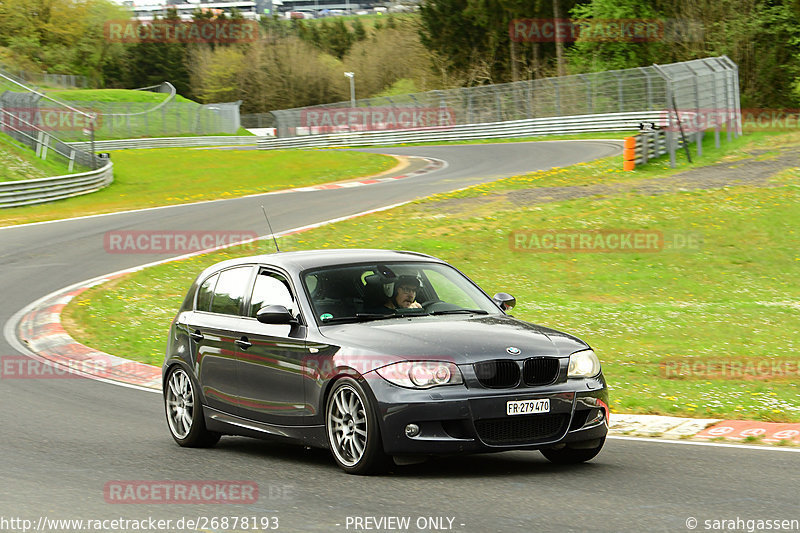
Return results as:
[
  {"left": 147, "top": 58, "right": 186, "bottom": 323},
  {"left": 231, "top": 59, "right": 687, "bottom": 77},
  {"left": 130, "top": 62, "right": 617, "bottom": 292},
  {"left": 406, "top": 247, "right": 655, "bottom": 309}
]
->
[
  {"left": 344, "top": 72, "right": 355, "bottom": 108},
  {"left": 344, "top": 72, "right": 355, "bottom": 132}
]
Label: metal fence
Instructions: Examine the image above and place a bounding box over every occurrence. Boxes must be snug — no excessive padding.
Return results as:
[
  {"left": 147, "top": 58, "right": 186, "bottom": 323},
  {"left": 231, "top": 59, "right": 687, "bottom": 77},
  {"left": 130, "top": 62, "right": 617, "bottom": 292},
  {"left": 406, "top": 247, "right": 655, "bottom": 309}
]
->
[
  {"left": 46, "top": 97, "right": 243, "bottom": 142},
  {"left": 258, "top": 111, "right": 658, "bottom": 150},
  {"left": 0, "top": 106, "right": 100, "bottom": 171},
  {"left": 267, "top": 56, "right": 741, "bottom": 166},
  {"left": 0, "top": 65, "right": 88, "bottom": 90},
  {"left": 15, "top": 70, "right": 89, "bottom": 90},
  {"left": 1, "top": 67, "right": 243, "bottom": 141},
  {"left": 67, "top": 136, "right": 260, "bottom": 151}
]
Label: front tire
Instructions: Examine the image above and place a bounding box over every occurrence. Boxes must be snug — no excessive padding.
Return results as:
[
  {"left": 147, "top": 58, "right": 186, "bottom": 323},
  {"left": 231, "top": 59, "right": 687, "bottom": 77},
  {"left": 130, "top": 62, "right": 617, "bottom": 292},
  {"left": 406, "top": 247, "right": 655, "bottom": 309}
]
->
[
  {"left": 164, "top": 366, "right": 220, "bottom": 448},
  {"left": 325, "top": 377, "right": 389, "bottom": 475},
  {"left": 540, "top": 437, "right": 605, "bottom": 464}
]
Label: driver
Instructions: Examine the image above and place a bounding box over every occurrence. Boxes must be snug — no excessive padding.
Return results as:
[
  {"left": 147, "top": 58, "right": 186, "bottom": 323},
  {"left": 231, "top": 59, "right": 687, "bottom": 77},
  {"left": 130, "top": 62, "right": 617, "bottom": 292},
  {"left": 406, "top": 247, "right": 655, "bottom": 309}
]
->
[{"left": 385, "top": 275, "right": 423, "bottom": 310}]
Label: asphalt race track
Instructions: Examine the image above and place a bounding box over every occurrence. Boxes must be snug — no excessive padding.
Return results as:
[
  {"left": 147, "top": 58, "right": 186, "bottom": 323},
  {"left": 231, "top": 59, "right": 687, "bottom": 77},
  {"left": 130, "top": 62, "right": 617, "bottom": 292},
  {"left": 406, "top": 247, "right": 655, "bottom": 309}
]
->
[{"left": 1, "top": 141, "right": 797, "bottom": 533}]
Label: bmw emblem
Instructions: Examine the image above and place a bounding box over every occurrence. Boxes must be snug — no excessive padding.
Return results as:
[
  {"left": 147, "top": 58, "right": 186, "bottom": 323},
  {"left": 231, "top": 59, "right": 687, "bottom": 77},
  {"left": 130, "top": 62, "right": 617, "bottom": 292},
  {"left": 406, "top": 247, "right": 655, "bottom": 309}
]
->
[{"left": 506, "top": 347, "right": 521, "bottom": 355}]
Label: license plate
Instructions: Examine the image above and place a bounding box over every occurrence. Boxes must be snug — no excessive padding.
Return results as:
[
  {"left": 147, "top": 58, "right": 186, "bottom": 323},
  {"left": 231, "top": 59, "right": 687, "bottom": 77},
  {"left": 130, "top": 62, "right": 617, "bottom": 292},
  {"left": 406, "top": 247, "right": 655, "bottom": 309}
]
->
[{"left": 506, "top": 399, "right": 550, "bottom": 416}]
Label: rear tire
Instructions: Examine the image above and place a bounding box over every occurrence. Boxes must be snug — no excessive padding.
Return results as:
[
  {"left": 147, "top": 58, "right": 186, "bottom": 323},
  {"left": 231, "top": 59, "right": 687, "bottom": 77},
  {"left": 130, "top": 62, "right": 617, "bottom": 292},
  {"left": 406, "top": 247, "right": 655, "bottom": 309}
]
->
[
  {"left": 164, "top": 366, "right": 220, "bottom": 448},
  {"left": 325, "top": 377, "right": 390, "bottom": 475},
  {"left": 540, "top": 437, "right": 605, "bottom": 464}
]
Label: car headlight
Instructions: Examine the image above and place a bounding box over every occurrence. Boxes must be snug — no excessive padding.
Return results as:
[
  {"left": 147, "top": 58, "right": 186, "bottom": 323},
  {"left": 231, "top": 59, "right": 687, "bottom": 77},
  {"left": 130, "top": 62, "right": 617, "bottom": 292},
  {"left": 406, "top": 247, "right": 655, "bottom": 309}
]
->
[
  {"left": 568, "top": 349, "right": 601, "bottom": 378},
  {"left": 375, "top": 361, "right": 463, "bottom": 389}
]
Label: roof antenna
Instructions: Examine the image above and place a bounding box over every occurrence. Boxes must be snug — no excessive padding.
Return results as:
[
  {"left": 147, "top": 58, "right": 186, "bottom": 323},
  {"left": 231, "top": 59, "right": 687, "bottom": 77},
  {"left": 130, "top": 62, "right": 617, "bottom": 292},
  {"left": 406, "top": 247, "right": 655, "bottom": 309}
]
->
[{"left": 261, "top": 205, "right": 280, "bottom": 253}]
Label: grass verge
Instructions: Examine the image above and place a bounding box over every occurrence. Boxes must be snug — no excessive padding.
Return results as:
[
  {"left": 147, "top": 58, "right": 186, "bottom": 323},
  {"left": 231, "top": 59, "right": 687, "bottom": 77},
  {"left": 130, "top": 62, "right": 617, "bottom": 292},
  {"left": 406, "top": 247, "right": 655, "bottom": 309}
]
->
[
  {"left": 0, "top": 133, "right": 74, "bottom": 182},
  {"left": 62, "top": 131, "right": 800, "bottom": 422},
  {"left": 0, "top": 148, "right": 397, "bottom": 227}
]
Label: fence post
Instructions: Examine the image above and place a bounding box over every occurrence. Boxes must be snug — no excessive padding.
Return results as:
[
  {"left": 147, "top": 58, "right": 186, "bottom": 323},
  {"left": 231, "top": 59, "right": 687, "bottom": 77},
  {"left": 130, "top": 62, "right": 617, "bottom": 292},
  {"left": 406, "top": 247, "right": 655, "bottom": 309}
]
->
[
  {"left": 553, "top": 78, "right": 561, "bottom": 116},
  {"left": 579, "top": 74, "right": 591, "bottom": 114},
  {"left": 714, "top": 57, "right": 733, "bottom": 143},
  {"left": 613, "top": 71, "right": 624, "bottom": 113},
  {"left": 35, "top": 131, "right": 44, "bottom": 157},
  {"left": 68, "top": 149, "right": 76, "bottom": 172},
  {"left": 651, "top": 63, "right": 677, "bottom": 168},
  {"left": 494, "top": 86, "right": 502, "bottom": 122},
  {"left": 40, "top": 133, "right": 50, "bottom": 160},
  {"left": 639, "top": 67, "right": 654, "bottom": 110}
]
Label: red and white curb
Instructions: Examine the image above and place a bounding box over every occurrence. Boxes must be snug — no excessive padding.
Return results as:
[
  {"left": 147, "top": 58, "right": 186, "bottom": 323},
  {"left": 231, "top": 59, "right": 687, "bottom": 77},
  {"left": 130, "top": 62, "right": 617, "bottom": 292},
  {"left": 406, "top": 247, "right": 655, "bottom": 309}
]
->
[
  {"left": 610, "top": 414, "right": 721, "bottom": 439},
  {"left": 610, "top": 414, "right": 800, "bottom": 445},
  {"left": 285, "top": 157, "right": 445, "bottom": 193},
  {"left": 16, "top": 278, "right": 162, "bottom": 389}
]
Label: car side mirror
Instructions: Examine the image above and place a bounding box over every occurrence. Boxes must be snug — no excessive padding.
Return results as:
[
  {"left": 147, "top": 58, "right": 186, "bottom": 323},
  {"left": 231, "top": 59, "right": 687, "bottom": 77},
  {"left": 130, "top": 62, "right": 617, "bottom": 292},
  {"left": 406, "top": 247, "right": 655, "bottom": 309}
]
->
[
  {"left": 492, "top": 292, "right": 516, "bottom": 312},
  {"left": 256, "top": 305, "right": 297, "bottom": 324}
]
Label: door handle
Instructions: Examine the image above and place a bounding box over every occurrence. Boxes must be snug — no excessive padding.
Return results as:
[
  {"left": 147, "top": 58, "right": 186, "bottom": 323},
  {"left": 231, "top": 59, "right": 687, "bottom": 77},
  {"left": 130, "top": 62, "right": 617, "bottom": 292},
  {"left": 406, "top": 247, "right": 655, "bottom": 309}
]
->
[
  {"left": 189, "top": 330, "right": 204, "bottom": 341},
  {"left": 235, "top": 336, "right": 252, "bottom": 349}
]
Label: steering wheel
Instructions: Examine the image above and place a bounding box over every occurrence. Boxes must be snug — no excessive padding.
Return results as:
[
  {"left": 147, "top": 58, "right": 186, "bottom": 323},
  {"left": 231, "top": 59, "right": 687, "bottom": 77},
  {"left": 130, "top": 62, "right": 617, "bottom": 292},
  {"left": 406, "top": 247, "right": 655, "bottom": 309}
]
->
[{"left": 420, "top": 299, "right": 444, "bottom": 310}]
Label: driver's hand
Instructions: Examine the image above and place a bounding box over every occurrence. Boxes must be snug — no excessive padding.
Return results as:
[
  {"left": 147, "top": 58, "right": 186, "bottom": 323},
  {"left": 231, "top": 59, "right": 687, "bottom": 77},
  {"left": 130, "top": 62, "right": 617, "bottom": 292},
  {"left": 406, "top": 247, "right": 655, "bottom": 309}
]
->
[{"left": 410, "top": 301, "right": 422, "bottom": 309}]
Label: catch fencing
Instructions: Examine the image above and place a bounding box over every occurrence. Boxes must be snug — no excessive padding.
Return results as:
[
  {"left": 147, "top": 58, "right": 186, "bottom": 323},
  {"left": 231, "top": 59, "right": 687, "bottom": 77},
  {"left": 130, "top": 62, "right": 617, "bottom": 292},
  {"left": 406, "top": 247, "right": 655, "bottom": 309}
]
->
[
  {"left": 258, "top": 111, "right": 661, "bottom": 150},
  {"left": 0, "top": 106, "right": 101, "bottom": 171},
  {"left": 45, "top": 83, "right": 242, "bottom": 141},
  {"left": 266, "top": 56, "right": 741, "bottom": 167},
  {"left": 0, "top": 65, "right": 88, "bottom": 90}
]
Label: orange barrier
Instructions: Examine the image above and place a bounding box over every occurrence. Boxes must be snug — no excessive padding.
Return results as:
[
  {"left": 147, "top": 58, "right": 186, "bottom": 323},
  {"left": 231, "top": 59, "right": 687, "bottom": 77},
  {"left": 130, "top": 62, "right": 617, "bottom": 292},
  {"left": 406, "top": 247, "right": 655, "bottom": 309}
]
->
[{"left": 623, "top": 136, "right": 636, "bottom": 171}]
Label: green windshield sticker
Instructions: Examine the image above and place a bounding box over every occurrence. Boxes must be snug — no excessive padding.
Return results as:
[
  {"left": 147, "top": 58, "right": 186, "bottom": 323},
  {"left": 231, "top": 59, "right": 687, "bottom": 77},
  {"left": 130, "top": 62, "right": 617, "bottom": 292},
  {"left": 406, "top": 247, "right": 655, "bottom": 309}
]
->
[{"left": 320, "top": 313, "right": 334, "bottom": 321}]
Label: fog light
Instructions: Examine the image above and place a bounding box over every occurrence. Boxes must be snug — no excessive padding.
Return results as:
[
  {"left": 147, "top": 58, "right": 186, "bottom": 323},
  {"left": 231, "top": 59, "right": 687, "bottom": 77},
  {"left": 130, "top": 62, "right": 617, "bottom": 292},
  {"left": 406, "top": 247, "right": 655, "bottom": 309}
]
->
[{"left": 405, "top": 424, "right": 420, "bottom": 438}]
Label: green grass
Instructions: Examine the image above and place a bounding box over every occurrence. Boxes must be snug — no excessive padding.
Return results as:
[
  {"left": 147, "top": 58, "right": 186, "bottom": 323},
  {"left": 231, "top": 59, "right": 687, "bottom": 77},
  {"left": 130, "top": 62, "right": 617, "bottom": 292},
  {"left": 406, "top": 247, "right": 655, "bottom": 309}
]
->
[
  {"left": 0, "top": 133, "right": 76, "bottom": 182},
  {"left": 0, "top": 148, "right": 396, "bottom": 226},
  {"left": 40, "top": 88, "right": 242, "bottom": 140},
  {"left": 62, "top": 131, "right": 800, "bottom": 422},
  {"left": 47, "top": 88, "right": 196, "bottom": 104}
]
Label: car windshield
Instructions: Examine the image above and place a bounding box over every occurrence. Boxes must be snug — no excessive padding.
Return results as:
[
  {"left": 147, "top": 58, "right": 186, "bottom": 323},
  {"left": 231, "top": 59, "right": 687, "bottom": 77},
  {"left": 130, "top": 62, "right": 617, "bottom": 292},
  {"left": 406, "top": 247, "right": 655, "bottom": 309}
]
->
[{"left": 302, "top": 261, "right": 502, "bottom": 324}]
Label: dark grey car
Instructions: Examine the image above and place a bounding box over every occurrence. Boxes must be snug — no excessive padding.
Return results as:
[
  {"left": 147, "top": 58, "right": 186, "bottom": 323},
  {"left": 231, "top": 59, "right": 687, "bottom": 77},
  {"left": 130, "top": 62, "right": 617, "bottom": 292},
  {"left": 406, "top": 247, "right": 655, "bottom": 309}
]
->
[{"left": 163, "top": 249, "right": 609, "bottom": 474}]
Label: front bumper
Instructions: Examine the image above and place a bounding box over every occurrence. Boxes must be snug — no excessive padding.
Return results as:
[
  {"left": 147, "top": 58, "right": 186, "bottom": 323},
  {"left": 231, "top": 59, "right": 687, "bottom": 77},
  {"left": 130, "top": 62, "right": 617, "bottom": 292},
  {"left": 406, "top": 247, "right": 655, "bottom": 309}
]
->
[{"left": 366, "top": 373, "right": 609, "bottom": 456}]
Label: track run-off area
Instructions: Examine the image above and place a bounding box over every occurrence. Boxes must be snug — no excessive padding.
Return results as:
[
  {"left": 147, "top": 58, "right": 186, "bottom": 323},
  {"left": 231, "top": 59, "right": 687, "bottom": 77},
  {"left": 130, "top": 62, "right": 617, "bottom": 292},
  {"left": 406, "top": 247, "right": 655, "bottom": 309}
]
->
[{"left": 1, "top": 140, "right": 798, "bottom": 533}]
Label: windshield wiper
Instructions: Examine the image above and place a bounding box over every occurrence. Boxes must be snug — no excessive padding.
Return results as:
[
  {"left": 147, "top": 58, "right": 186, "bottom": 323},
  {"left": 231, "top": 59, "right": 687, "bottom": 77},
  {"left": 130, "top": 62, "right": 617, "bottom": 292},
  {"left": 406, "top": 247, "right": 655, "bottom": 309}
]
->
[
  {"left": 430, "top": 309, "right": 489, "bottom": 315},
  {"left": 319, "top": 313, "right": 404, "bottom": 325}
]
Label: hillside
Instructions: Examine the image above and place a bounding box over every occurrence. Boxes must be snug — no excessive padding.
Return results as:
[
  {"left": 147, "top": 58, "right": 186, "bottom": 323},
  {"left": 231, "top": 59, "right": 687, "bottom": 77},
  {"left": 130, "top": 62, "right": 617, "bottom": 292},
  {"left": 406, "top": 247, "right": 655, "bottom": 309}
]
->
[
  {"left": 46, "top": 88, "right": 196, "bottom": 104},
  {"left": 0, "top": 134, "right": 71, "bottom": 182}
]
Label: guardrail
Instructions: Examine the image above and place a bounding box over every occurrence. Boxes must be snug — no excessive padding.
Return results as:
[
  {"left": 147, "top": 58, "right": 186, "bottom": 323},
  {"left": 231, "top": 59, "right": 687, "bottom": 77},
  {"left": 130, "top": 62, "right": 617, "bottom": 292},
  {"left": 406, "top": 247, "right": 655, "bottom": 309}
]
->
[
  {"left": 256, "top": 112, "right": 663, "bottom": 150},
  {"left": 0, "top": 161, "right": 113, "bottom": 208},
  {"left": 622, "top": 128, "right": 688, "bottom": 170},
  {"left": 66, "top": 136, "right": 261, "bottom": 151}
]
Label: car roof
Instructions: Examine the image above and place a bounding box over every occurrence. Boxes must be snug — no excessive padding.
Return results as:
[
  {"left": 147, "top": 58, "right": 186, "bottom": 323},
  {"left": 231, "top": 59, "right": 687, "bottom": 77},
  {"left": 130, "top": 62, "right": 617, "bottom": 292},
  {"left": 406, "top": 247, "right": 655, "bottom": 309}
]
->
[{"left": 197, "top": 249, "right": 445, "bottom": 278}]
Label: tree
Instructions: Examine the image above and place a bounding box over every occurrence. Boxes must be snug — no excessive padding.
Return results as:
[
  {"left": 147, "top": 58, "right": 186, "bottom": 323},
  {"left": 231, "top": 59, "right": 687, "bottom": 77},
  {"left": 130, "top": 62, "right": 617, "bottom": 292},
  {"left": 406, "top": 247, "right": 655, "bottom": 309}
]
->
[
  {"left": 126, "top": 9, "right": 191, "bottom": 95},
  {"left": 352, "top": 18, "right": 367, "bottom": 41}
]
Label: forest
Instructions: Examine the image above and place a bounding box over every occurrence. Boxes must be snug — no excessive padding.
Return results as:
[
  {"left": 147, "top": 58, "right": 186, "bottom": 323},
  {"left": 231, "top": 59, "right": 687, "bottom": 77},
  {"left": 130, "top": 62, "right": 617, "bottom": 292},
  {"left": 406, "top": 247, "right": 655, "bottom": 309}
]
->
[{"left": 0, "top": 0, "right": 798, "bottom": 111}]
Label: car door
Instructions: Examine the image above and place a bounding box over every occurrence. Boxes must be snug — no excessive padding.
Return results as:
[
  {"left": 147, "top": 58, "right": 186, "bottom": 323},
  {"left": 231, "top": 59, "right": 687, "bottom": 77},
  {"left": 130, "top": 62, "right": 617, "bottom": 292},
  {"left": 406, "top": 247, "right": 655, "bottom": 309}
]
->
[
  {"left": 185, "top": 265, "right": 255, "bottom": 415},
  {"left": 235, "top": 268, "right": 310, "bottom": 426}
]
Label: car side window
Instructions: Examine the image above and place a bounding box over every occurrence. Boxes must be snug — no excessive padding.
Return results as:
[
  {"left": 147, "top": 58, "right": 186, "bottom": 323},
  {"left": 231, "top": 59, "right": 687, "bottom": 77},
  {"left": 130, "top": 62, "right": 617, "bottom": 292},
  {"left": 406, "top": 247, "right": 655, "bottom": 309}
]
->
[
  {"left": 196, "top": 273, "right": 219, "bottom": 312},
  {"left": 209, "top": 267, "right": 252, "bottom": 316},
  {"left": 249, "top": 271, "right": 295, "bottom": 317}
]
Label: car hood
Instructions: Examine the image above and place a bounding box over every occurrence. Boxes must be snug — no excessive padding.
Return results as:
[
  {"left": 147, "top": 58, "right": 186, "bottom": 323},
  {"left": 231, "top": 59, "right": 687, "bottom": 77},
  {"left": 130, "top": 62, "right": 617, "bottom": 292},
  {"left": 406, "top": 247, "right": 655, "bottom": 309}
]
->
[{"left": 316, "top": 315, "right": 589, "bottom": 363}]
